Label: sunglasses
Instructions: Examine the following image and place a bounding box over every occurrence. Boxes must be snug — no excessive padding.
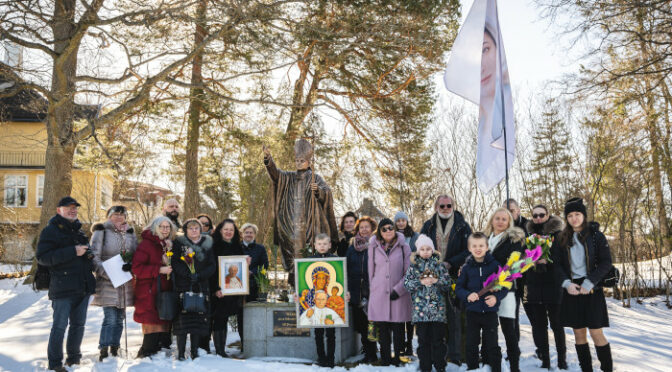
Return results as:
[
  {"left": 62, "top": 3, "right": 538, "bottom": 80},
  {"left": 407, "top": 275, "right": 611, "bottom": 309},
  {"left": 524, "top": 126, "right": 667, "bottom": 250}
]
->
[
  {"left": 202, "top": 223, "right": 211, "bottom": 227},
  {"left": 532, "top": 213, "right": 546, "bottom": 219},
  {"left": 380, "top": 226, "right": 395, "bottom": 233},
  {"left": 439, "top": 204, "right": 452, "bottom": 209}
]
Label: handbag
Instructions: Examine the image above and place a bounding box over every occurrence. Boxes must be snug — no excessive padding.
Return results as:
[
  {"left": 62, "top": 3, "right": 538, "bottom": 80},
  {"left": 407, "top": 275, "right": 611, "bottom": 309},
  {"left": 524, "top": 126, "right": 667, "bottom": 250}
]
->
[
  {"left": 33, "top": 264, "right": 51, "bottom": 291},
  {"left": 181, "top": 282, "right": 208, "bottom": 314},
  {"left": 156, "top": 274, "right": 178, "bottom": 321},
  {"left": 598, "top": 265, "right": 620, "bottom": 288}
]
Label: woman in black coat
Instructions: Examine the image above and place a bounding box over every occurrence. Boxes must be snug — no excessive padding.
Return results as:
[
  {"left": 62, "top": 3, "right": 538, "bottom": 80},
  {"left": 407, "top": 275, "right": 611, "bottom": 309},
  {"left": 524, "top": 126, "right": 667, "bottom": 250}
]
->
[
  {"left": 557, "top": 198, "right": 613, "bottom": 372},
  {"left": 484, "top": 208, "right": 524, "bottom": 372},
  {"left": 524, "top": 205, "right": 567, "bottom": 369},
  {"left": 210, "top": 219, "right": 245, "bottom": 357},
  {"left": 337, "top": 211, "right": 358, "bottom": 257},
  {"left": 171, "top": 219, "right": 217, "bottom": 360}
]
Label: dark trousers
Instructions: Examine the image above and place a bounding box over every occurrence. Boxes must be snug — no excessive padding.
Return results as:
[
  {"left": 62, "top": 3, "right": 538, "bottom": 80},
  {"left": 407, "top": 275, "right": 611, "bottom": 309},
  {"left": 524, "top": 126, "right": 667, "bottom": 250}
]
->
[
  {"left": 351, "top": 305, "right": 377, "bottom": 357},
  {"left": 527, "top": 303, "right": 566, "bottom": 358},
  {"left": 176, "top": 333, "right": 199, "bottom": 359},
  {"left": 314, "top": 328, "right": 335, "bottom": 361},
  {"left": 214, "top": 312, "right": 244, "bottom": 350},
  {"left": 465, "top": 311, "right": 501, "bottom": 372},
  {"left": 499, "top": 317, "right": 520, "bottom": 368},
  {"left": 405, "top": 321, "right": 414, "bottom": 350},
  {"left": 376, "top": 321, "right": 405, "bottom": 364},
  {"left": 48, "top": 295, "right": 90, "bottom": 369},
  {"left": 446, "top": 299, "right": 465, "bottom": 362},
  {"left": 416, "top": 322, "right": 447, "bottom": 371}
]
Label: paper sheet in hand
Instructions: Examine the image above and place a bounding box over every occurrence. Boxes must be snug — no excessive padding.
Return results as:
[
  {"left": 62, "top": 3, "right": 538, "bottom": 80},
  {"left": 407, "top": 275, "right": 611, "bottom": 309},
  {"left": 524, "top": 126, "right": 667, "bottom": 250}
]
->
[{"left": 102, "top": 254, "right": 133, "bottom": 288}]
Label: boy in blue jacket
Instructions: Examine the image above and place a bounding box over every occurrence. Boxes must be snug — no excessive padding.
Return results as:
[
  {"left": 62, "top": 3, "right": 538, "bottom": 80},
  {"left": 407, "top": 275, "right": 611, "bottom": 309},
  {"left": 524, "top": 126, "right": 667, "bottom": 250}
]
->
[{"left": 456, "top": 232, "right": 508, "bottom": 372}]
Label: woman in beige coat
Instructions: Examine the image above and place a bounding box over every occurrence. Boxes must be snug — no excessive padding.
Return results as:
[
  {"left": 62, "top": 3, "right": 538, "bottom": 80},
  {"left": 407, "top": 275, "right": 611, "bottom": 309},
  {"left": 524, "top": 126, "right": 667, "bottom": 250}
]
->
[{"left": 90, "top": 206, "right": 138, "bottom": 361}]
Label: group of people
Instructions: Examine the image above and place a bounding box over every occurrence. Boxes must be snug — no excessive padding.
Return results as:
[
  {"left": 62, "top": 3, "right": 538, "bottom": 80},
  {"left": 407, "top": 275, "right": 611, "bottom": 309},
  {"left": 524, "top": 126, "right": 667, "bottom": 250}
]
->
[
  {"left": 36, "top": 197, "right": 268, "bottom": 371},
  {"left": 335, "top": 196, "right": 613, "bottom": 372},
  {"left": 35, "top": 193, "right": 614, "bottom": 372}
]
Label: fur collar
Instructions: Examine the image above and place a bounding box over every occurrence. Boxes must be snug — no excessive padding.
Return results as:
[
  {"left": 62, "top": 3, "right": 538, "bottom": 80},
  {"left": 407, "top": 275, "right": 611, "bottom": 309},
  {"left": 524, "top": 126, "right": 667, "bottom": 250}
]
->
[
  {"left": 498, "top": 226, "right": 525, "bottom": 244},
  {"left": 91, "top": 221, "right": 134, "bottom": 234},
  {"left": 410, "top": 250, "right": 442, "bottom": 264},
  {"left": 525, "top": 215, "right": 563, "bottom": 235},
  {"left": 177, "top": 234, "right": 213, "bottom": 250}
]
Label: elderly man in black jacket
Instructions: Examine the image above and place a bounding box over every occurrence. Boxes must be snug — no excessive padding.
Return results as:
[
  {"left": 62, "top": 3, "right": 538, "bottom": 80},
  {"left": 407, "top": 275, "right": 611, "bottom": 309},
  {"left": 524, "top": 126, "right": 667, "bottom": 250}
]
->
[
  {"left": 36, "top": 197, "right": 96, "bottom": 372},
  {"left": 420, "top": 194, "right": 472, "bottom": 366}
]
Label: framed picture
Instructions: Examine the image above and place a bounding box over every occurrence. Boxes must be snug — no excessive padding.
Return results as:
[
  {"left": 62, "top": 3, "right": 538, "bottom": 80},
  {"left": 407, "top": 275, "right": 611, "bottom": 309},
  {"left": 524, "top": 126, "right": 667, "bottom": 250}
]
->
[
  {"left": 294, "top": 257, "right": 348, "bottom": 328},
  {"left": 218, "top": 255, "right": 249, "bottom": 296}
]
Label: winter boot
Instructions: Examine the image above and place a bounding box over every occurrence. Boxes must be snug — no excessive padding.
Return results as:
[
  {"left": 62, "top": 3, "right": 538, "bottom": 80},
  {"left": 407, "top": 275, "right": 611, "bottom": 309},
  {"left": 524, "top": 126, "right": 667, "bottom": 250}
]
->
[
  {"left": 508, "top": 352, "right": 520, "bottom": 372},
  {"left": 136, "top": 334, "right": 158, "bottom": 359},
  {"left": 110, "top": 346, "right": 120, "bottom": 357},
  {"left": 576, "top": 343, "right": 593, "bottom": 372},
  {"left": 595, "top": 344, "right": 613, "bottom": 372},
  {"left": 213, "top": 330, "right": 228, "bottom": 357},
  {"left": 159, "top": 331, "right": 172, "bottom": 349},
  {"left": 99, "top": 347, "right": 109, "bottom": 362},
  {"left": 176, "top": 334, "right": 187, "bottom": 361},
  {"left": 363, "top": 341, "right": 378, "bottom": 363},
  {"left": 199, "top": 333, "right": 211, "bottom": 354}
]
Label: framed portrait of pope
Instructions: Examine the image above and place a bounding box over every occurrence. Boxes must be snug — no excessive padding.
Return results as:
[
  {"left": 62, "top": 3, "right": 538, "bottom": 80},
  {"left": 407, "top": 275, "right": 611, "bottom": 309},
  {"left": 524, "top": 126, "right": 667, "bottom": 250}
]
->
[
  {"left": 219, "top": 255, "right": 249, "bottom": 296},
  {"left": 294, "top": 257, "right": 348, "bottom": 328}
]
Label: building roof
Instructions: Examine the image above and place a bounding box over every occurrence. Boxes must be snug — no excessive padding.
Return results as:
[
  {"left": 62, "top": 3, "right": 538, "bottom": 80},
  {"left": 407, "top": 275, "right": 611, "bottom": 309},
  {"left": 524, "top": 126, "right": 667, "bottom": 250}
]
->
[{"left": 0, "top": 79, "right": 100, "bottom": 122}]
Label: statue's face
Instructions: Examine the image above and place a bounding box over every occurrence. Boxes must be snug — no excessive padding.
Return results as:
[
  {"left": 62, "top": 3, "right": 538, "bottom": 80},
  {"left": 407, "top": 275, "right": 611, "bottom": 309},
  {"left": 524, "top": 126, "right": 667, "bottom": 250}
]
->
[{"left": 295, "top": 157, "right": 310, "bottom": 170}]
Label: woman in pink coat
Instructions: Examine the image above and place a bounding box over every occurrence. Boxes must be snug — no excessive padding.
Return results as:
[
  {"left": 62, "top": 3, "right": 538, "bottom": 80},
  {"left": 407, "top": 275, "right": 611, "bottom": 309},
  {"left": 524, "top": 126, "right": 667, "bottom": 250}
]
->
[{"left": 368, "top": 218, "right": 412, "bottom": 366}]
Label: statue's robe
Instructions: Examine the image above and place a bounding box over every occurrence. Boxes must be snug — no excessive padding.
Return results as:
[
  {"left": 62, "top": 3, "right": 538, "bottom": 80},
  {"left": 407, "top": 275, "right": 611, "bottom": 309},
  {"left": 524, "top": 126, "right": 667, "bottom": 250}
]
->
[{"left": 264, "top": 156, "right": 339, "bottom": 275}]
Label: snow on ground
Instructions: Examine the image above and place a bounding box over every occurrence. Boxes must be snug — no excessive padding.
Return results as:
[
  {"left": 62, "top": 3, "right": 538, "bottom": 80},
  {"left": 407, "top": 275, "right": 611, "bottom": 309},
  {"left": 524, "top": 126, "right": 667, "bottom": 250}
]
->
[{"left": 0, "top": 277, "right": 670, "bottom": 372}]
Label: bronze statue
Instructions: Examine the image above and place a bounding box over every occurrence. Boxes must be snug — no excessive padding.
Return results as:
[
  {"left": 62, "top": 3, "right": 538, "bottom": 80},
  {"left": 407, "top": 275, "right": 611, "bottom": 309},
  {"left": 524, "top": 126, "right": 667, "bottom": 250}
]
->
[{"left": 263, "top": 140, "right": 338, "bottom": 283}]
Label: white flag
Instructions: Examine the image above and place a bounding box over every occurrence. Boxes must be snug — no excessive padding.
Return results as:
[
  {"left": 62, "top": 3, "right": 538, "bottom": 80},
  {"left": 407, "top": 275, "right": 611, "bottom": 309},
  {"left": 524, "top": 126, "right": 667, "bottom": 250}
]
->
[{"left": 444, "top": 0, "right": 515, "bottom": 193}]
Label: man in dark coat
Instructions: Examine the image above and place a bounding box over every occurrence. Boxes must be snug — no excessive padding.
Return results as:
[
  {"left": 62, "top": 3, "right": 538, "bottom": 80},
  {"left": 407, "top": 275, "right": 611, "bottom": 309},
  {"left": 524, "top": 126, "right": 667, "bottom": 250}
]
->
[
  {"left": 420, "top": 195, "right": 472, "bottom": 366},
  {"left": 36, "top": 197, "right": 96, "bottom": 372},
  {"left": 505, "top": 198, "right": 529, "bottom": 236},
  {"left": 240, "top": 223, "right": 270, "bottom": 302}
]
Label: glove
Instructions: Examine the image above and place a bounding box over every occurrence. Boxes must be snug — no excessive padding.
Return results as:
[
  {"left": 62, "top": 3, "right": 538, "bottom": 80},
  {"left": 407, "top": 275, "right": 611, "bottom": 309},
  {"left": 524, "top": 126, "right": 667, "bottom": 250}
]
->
[
  {"left": 121, "top": 263, "right": 132, "bottom": 272},
  {"left": 190, "top": 272, "right": 199, "bottom": 283},
  {"left": 390, "top": 290, "right": 399, "bottom": 301}
]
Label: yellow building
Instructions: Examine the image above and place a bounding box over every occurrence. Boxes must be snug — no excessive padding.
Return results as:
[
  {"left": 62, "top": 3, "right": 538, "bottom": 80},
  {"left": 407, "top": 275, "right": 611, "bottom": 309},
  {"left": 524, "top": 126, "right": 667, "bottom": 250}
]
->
[{"left": 0, "top": 83, "right": 112, "bottom": 262}]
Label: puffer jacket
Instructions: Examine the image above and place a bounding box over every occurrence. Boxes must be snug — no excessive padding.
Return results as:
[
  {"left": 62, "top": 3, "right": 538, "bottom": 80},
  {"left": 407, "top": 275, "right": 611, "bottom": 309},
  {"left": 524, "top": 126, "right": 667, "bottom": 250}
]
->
[
  {"left": 455, "top": 252, "right": 508, "bottom": 313},
  {"left": 90, "top": 221, "right": 137, "bottom": 307},
  {"left": 404, "top": 251, "right": 452, "bottom": 323}
]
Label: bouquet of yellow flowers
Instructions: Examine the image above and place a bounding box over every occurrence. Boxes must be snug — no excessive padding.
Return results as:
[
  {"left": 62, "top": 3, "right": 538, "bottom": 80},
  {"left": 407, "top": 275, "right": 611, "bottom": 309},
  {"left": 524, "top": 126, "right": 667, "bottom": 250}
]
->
[
  {"left": 478, "top": 247, "right": 542, "bottom": 297},
  {"left": 180, "top": 249, "right": 196, "bottom": 274}
]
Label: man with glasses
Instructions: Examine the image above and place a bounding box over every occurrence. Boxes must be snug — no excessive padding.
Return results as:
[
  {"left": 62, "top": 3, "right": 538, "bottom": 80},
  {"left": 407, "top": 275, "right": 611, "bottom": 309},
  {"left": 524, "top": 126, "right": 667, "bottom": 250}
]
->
[
  {"left": 420, "top": 194, "right": 472, "bottom": 366},
  {"left": 37, "top": 197, "right": 96, "bottom": 372},
  {"left": 504, "top": 198, "right": 528, "bottom": 235}
]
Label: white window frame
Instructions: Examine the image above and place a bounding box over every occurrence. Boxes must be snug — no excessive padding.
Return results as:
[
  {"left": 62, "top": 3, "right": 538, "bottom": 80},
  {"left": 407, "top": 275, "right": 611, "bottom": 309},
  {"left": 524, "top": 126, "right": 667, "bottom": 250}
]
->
[
  {"left": 36, "top": 175, "right": 44, "bottom": 207},
  {"left": 4, "top": 174, "right": 28, "bottom": 208}
]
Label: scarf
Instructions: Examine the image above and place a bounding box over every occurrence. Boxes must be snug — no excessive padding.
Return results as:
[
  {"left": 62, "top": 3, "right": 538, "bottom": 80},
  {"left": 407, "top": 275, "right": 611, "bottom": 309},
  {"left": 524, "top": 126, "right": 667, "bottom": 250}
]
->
[
  {"left": 436, "top": 214, "right": 454, "bottom": 257},
  {"left": 353, "top": 233, "right": 370, "bottom": 252},
  {"left": 488, "top": 231, "right": 505, "bottom": 253}
]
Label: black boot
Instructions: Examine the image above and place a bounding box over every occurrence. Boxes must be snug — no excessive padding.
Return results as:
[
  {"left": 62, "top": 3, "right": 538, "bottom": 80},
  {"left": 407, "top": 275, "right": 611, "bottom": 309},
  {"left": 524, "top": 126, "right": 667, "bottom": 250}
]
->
[
  {"left": 99, "top": 347, "right": 109, "bottom": 362},
  {"left": 214, "top": 330, "right": 228, "bottom": 357},
  {"left": 110, "top": 346, "right": 119, "bottom": 357},
  {"left": 363, "top": 340, "right": 378, "bottom": 363},
  {"left": 576, "top": 343, "right": 593, "bottom": 372},
  {"left": 159, "top": 332, "right": 172, "bottom": 349},
  {"left": 177, "top": 334, "right": 187, "bottom": 361},
  {"left": 508, "top": 352, "right": 520, "bottom": 372},
  {"left": 136, "top": 334, "right": 158, "bottom": 359},
  {"left": 595, "top": 344, "right": 613, "bottom": 372},
  {"left": 199, "top": 333, "right": 211, "bottom": 354}
]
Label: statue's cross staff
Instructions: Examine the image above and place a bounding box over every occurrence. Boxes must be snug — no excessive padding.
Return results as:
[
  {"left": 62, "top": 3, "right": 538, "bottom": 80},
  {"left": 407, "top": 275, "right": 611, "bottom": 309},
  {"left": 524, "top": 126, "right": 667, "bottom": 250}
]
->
[{"left": 302, "top": 134, "right": 318, "bottom": 250}]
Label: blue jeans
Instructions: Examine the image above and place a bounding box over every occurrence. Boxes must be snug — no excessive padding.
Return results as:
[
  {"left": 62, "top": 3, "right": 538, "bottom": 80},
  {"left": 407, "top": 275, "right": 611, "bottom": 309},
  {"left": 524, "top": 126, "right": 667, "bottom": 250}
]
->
[
  {"left": 99, "top": 306, "right": 124, "bottom": 348},
  {"left": 48, "top": 295, "right": 90, "bottom": 369}
]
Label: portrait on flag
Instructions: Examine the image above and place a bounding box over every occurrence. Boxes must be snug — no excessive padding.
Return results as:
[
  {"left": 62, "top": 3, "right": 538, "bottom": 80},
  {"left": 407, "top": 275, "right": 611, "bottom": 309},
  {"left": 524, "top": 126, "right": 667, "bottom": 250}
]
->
[
  {"left": 295, "top": 257, "right": 349, "bottom": 328},
  {"left": 444, "top": 0, "right": 515, "bottom": 193}
]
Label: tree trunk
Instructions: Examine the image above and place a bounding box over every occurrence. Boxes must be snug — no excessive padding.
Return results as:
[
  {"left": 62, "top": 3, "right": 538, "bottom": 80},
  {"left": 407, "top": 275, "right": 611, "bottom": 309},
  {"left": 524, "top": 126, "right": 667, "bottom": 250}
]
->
[{"left": 183, "top": 0, "right": 208, "bottom": 219}]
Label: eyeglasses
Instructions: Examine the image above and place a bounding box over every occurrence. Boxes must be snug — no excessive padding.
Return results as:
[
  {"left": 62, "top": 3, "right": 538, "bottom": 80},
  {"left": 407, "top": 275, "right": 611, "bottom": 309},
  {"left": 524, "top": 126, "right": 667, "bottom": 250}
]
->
[
  {"left": 380, "top": 226, "right": 395, "bottom": 233},
  {"left": 532, "top": 213, "right": 546, "bottom": 219},
  {"left": 439, "top": 204, "right": 452, "bottom": 209},
  {"left": 202, "top": 223, "right": 211, "bottom": 227}
]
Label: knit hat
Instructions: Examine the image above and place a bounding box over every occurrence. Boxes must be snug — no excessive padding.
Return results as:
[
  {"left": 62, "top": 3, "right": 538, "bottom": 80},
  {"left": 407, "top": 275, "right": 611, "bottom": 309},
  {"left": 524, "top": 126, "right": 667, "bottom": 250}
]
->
[
  {"left": 393, "top": 211, "right": 409, "bottom": 223},
  {"left": 415, "top": 234, "right": 434, "bottom": 251},
  {"left": 564, "top": 197, "right": 587, "bottom": 217},
  {"left": 378, "top": 218, "right": 394, "bottom": 230}
]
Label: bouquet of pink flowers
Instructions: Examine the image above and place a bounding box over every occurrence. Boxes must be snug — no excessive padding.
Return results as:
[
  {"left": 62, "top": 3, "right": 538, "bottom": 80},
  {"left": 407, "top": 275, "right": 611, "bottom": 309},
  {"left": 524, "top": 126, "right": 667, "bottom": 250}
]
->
[{"left": 477, "top": 246, "right": 542, "bottom": 297}]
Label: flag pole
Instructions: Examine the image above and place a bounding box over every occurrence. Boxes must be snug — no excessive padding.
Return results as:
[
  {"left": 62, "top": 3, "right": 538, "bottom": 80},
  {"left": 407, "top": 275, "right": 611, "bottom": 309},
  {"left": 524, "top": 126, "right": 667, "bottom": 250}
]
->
[{"left": 495, "top": 0, "right": 510, "bottom": 207}]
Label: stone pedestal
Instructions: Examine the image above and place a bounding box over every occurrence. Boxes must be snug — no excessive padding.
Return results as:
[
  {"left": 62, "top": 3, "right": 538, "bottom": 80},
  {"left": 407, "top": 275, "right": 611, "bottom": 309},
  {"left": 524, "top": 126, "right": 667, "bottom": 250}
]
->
[{"left": 243, "top": 302, "right": 357, "bottom": 363}]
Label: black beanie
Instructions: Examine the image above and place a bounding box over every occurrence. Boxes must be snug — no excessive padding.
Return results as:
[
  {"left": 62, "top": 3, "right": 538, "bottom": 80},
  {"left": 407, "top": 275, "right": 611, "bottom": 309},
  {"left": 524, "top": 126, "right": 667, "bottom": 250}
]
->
[
  {"left": 378, "top": 218, "right": 394, "bottom": 230},
  {"left": 564, "top": 197, "right": 587, "bottom": 217}
]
